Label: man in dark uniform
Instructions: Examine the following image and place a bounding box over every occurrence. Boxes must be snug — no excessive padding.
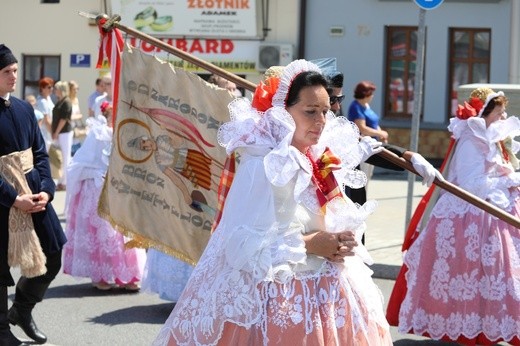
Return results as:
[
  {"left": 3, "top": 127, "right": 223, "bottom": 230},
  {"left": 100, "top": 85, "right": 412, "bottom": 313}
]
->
[
  {"left": 0, "top": 44, "right": 66, "bottom": 345},
  {"left": 322, "top": 64, "right": 442, "bottom": 244}
]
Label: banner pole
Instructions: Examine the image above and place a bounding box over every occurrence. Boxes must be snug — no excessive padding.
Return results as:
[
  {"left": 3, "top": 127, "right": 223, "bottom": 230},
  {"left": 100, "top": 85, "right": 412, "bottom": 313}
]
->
[{"left": 378, "top": 148, "right": 520, "bottom": 229}]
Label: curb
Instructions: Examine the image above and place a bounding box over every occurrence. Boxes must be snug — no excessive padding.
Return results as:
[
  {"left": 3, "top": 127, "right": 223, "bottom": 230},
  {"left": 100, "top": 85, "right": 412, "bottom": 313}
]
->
[{"left": 370, "top": 263, "right": 400, "bottom": 280}]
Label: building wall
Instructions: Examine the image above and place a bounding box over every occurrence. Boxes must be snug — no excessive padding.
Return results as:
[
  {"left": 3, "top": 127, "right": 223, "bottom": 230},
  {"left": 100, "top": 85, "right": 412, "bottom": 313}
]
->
[
  {"left": 1, "top": 0, "right": 516, "bottom": 160},
  {"left": 1, "top": 0, "right": 106, "bottom": 109},
  {"left": 305, "top": 0, "right": 512, "bottom": 126},
  {"left": 387, "top": 127, "right": 452, "bottom": 162}
]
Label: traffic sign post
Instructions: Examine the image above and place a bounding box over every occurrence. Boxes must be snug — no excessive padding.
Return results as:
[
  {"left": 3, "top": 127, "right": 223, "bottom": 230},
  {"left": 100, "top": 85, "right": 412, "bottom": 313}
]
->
[{"left": 405, "top": 0, "right": 444, "bottom": 231}]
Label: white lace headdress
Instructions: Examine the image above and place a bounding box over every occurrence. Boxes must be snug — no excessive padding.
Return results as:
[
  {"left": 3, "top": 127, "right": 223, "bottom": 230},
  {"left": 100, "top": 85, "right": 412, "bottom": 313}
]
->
[
  {"left": 271, "top": 59, "right": 322, "bottom": 108},
  {"left": 478, "top": 91, "right": 504, "bottom": 117}
]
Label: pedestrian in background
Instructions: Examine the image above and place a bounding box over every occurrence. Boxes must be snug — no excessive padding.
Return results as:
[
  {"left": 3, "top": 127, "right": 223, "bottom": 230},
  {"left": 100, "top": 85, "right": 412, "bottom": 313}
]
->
[
  {"left": 348, "top": 81, "right": 388, "bottom": 187},
  {"left": 141, "top": 247, "right": 193, "bottom": 302},
  {"left": 25, "top": 94, "right": 43, "bottom": 126},
  {"left": 35, "top": 77, "right": 54, "bottom": 152},
  {"left": 93, "top": 74, "right": 112, "bottom": 117},
  {"left": 51, "top": 81, "right": 73, "bottom": 192},
  {"left": 68, "top": 80, "right": 82, "bottom": 119},
  {"left": 326, "top": 71, "right": 345, "bottom": 116},
  {"left": 87, "top": 77, "right": 105, "bottom": 117},
  {"left": 0, "top": 43, "right": 66, "bottom": 346},
  {"left": 348, "top": 81, "right": 388, "bottom": 143},
  {"left": 68, "top": 80, "right": 86, "bottom": 155}
]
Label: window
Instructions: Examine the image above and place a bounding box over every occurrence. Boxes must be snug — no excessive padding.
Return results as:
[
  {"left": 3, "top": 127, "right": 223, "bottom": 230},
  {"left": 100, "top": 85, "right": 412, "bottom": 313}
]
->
[
  {"left": 22, "top": 55, "right": 60, "bottom": 100},
  {"left": 448, "top": 28, "right": 490, "bottom": 117},
  {"left": 384, "top": 26, "right": 419, "bottom": 119}
]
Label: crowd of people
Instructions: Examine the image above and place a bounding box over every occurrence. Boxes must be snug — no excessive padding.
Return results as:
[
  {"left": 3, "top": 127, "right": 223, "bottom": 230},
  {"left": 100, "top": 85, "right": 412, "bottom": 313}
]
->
[
  {"left": 29, "top": 74, "right": 112, "bottom": 189},
  {"left": 1, "top": 40, "right": 520, "bottom": 346}
]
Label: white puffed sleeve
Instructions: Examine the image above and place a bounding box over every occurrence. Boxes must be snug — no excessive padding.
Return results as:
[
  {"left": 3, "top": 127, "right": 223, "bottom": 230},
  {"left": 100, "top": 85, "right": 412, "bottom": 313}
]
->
[{"left": 451, "top": 130, "right": 519, "bottom": 210}]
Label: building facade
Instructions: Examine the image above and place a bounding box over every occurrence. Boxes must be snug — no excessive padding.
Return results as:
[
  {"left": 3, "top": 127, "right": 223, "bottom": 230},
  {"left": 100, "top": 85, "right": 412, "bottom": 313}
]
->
[{"left": 2, "top": 0, "right": 518, "bottom": 159}]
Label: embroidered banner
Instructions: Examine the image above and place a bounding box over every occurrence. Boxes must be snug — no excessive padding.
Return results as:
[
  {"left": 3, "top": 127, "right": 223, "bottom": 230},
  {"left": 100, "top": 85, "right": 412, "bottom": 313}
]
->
[{"left": 99, "top": 46, "right": 234, "bottom": 265}]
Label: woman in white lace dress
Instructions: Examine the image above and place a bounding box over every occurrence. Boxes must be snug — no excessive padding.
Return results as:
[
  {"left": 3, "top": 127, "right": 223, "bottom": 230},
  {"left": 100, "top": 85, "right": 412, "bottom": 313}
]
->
[
  {"left": 62, "top": 102, "right": 146, "bottom": 290},
  {"left": 153, "top": 59, "right": 393, "bottom": 345},
  {"left": 396, "top": 87, "right": 520, "bottom": 345}
]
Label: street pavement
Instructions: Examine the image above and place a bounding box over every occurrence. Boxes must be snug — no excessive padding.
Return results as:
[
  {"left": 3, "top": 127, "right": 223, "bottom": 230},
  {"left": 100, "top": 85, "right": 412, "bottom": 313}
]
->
[{"left": 7, "top": 170, "right": 503, "bottom": 345}]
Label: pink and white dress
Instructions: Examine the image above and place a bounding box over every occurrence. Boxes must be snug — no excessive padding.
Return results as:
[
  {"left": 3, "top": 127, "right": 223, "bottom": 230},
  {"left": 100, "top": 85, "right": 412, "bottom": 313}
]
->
[
  {"left": 62, "top": 115, "right": 146, "bottom": 286},
  {"left": 153, "top": 79, "right": 392, "bottom": 346},
  {"left": 398, "top": 115, "right": 520, "bottom": 345}
]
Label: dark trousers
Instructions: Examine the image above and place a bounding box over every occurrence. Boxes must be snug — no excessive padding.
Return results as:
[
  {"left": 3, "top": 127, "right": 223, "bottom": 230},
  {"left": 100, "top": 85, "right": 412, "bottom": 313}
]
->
[
  {"left": 12, "top": 250, "right": 62, "bottom": 312},
  {"left": 0, "top": 286, "right": 10, "bottom": 335},
  {"left": 0, "top": 250, "right": 61, "bottom": 341},
  {"left": 344, "top": 186, "right": 367, "bottom": 245}
]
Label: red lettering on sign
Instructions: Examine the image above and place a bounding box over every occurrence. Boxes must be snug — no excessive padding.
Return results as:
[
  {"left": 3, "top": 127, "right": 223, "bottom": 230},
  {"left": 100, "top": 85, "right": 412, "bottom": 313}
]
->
[
  {"left": 221, "top": 40, "right": 233, "bottom": 53},
  {"left": 129, "top": 37, "right": 235, "bottom": 55},
  {"left": 206, "top": 40, "right": 219, "bottom": 53},
  {"left": 187, "top": 0, "right": 249, "bottom": 9},
  {"left": 190, "top": 40, "right": 203, "bottom": 53},
  {"left": 176, "top": 40, "right": 188, "bottom": 51},
  {"left": 142, "top": 41, "right": 157, "bottom": 53}
]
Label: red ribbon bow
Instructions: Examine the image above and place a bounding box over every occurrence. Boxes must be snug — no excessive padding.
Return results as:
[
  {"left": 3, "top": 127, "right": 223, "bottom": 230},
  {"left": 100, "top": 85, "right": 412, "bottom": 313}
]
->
[
  {"left": 252, "top": 77, "right": 280, "bottom": 112},
  {"left": 455, "top": 97, "right": 483, "bottom": 119},
  {"left": 306, "top": 147, "right": 343, "bottom": 210}
]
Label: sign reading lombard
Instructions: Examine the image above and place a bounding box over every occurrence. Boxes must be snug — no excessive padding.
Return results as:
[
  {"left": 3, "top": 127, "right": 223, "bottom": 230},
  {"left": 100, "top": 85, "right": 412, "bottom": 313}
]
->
[{"left": 127, "top": 37, "right": 259, "bottom": 73}]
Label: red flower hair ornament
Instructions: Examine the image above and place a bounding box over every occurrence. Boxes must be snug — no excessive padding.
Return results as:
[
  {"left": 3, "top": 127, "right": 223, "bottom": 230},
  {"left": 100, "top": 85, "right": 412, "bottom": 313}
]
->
[
  {"left": 455, "top": 97, "right": 483, "bottom": 120},
  {"left": 251, "top": 76, "right": 280, "bottom": 112},
  {"left": 100, "top": 101, "right": 112, "bottom": 114}
]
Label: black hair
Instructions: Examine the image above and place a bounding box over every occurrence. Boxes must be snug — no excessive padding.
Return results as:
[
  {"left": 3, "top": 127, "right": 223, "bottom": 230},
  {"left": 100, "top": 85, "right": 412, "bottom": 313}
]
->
[{"left": 286, "top": 71, "right": 330, "bottom": 107}]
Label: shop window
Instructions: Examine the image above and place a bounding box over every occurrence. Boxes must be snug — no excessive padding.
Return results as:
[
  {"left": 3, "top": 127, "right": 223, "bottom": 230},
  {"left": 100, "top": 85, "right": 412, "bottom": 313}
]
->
[
  {"left": 22, "top": 55, "right": 60, "bottom": 100},
  {"left": 384, "top": 26, "right": 420, "bottom": 119},
  {"left": 448, "top": 28, "right": 490, "bottom": 118}
]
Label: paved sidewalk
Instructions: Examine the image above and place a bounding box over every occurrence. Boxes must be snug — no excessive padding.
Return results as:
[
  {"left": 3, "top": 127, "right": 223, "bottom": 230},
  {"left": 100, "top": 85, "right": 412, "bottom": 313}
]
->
[{"left": 364, "top": 169, "right": 429, "bottom": 280}]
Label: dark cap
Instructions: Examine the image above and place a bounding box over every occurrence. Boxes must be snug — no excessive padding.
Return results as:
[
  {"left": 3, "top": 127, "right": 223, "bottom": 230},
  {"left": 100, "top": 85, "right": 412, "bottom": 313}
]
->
[
  {"left": 0, "top": 44, "right": 18, "bottom": 71},
  {"left": 328, "top": 72, "right": 344, "bottom": 89},
  {"left": 310, "top": 57, "right": 344, "bottom": 88}
]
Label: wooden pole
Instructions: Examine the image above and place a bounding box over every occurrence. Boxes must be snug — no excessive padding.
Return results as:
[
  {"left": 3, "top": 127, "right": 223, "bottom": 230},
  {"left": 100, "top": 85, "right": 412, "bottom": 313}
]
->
[
  {"left": 379, "top": 148, "right": 520, "bottom": 229},
  {"left": 97, "top": 14, "right": 520, "bottom": 229}
]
